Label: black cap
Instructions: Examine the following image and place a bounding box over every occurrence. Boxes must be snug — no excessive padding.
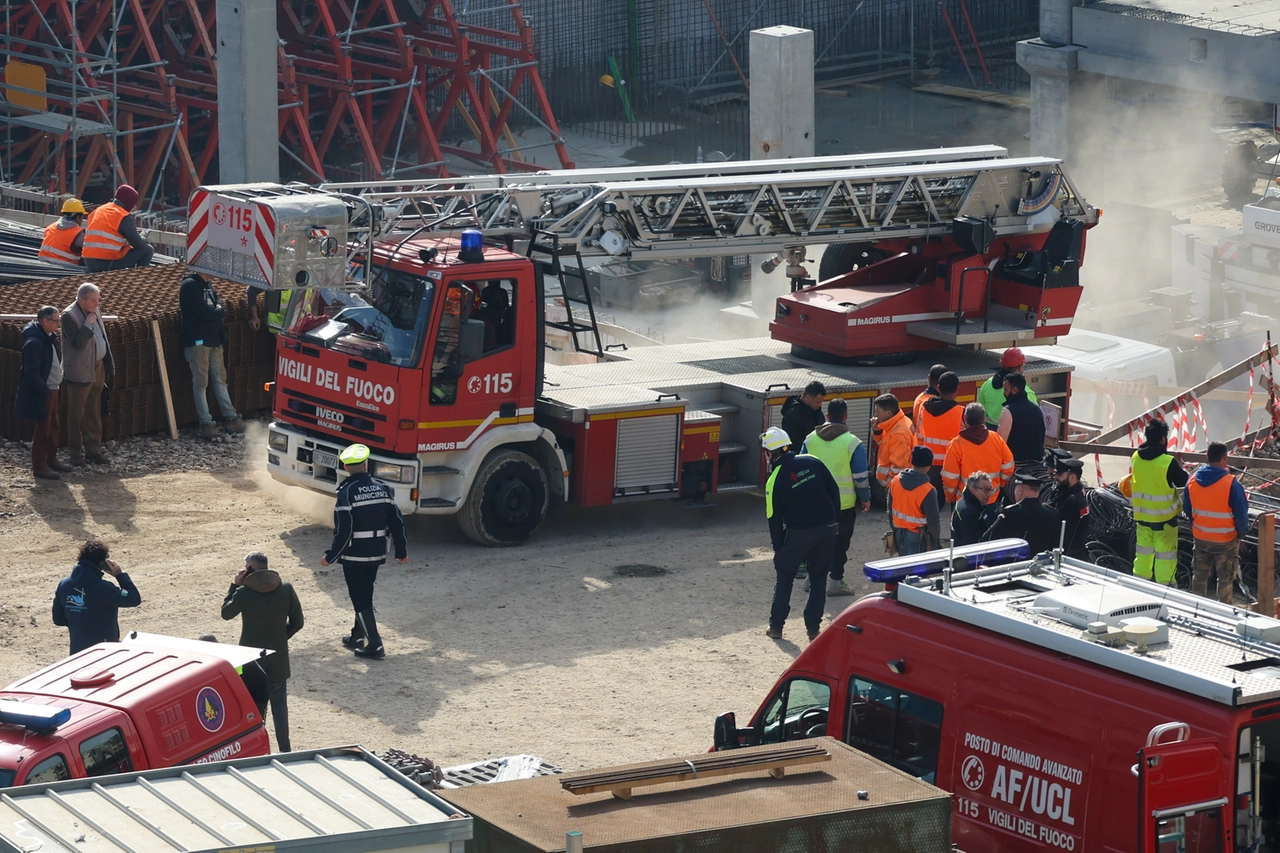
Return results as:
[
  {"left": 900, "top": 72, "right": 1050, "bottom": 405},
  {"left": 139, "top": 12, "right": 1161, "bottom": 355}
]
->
[
  {"left": 1054, "top": 458, "right": 1084, "bottom": 475},
  {"left": 1012, "top": 471, "right": 1044, "bottom": 487},
  {"left": 911, "top": 446, "right": 934, "bottom": 467}
]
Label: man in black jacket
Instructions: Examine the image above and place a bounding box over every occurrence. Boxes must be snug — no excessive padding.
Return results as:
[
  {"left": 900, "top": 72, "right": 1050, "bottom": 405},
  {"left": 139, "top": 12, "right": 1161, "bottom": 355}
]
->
[
  {"left": 781, "top": 381, "right": 826, "bottom": 448},
  {"left": 179, "top": 272, "right": 245, "bottom": 439},
  {"left": 222, "top": 552, "right": 304, "bottom": 751},
  {"left": 322, "top": 444, "right": 408, "bottom": 660},
  {"left": 951, "top": 471, "right": 1001, "bottom": 547},
  {"left": 983, "top": 472, "right": 1062, "bottom": 554},
  {"left": 761, "top": 427, "right": 840, "bottom": 642},
  {"left": 15, "top": 307, "right": 71, "bottom": 480},
  {"left": 52, "top": 539, "right": 142, "bottom": 654}
]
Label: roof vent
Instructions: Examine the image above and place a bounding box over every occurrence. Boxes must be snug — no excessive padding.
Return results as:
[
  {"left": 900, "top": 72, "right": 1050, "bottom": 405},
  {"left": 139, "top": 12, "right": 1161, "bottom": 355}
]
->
[
  {"left": 70, "top": 669, "right": 116, "bottom": 688},
  {"left": 1033, "top": 584, "right": 1167, "bottom": 629}
]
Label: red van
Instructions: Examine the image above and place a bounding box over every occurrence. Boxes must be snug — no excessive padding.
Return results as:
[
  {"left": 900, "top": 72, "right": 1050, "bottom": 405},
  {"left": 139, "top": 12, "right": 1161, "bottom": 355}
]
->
[
  {"left": 0, "top": 633, "right": 272, "bottom": 787},
  {"left": 715, "top": 543, "right": 1269, "bottom": 852}
]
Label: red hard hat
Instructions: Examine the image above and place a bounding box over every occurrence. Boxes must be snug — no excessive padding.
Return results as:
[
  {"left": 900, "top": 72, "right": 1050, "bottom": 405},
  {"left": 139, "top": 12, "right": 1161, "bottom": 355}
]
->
[{"left": 1000, "top": 347, "right": 1026, "bottom": 368}]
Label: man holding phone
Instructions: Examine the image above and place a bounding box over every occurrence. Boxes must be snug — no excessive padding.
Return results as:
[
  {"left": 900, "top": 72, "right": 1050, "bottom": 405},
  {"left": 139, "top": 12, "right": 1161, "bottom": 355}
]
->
[{"left": 52, "top": 539, "right": 142, "bottom": 654}]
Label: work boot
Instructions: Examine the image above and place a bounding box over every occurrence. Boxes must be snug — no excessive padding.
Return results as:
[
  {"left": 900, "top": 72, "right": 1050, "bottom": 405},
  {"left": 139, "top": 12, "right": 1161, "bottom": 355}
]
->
[
  {"left": 33, "top": 469, "right": 61, "bottom": 481},
  {"left": 86, "top": 450, "right": 110, "bottom": 464},
  {"left": 69, "top": 450, "right": 86, "bottom": 466},
  {"left": 352, "top": 610, "right": 385, "bottom": 659},
  {"left": 765, "top": 625, "right": 783, "bottom": 640},
  {"left": 807, "top": 627, "right": 821, "bottom": 642},
  {"left": 827, "top": 579, "right": 855, "bottom": 596},
  {"left": 223, "top": 417, "right": 247, "bottom": 434},
  {"left": 341, "top": 615, "right": 365, "bottom": 650},
  {"left": 47, "top": 460, "right": 73, "bottom": 473},
  {"left": 199, "top": 422, "right": 217, "bottom": 440}
]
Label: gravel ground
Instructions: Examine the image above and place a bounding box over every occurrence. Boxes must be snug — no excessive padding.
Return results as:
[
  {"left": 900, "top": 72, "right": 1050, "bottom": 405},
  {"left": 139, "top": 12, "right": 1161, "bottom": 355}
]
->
[{"left": 0, "top": 421, "right": 887, "bottom": 771}]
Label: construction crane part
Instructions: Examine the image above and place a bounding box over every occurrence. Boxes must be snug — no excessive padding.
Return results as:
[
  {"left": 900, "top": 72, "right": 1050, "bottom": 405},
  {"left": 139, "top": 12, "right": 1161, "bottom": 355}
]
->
[
  {"left": 0, "top": 266, "right": 273, "bottom": 442},
  {"left": 3, "top": 0, "right": 570, "bottom": 201}
]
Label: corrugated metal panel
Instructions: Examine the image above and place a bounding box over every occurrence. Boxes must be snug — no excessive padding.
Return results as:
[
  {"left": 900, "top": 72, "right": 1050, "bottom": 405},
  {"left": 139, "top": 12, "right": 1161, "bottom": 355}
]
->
[
  {"left": 615, "top": 415, "right": 679, "bottom": 492},
  {"left": 0, "top": 747, "right": 471, "bottom": 853},
  {"left": 767, "top": 397, "right": 873, "bottom": 445}
]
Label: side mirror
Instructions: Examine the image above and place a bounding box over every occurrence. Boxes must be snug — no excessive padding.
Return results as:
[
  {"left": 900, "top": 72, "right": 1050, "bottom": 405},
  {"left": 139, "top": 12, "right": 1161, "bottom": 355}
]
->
[
  {"left": 458, "top": 319, "right": 485, "bottom": 363},
  {"left": 713, "top": 711, "right": 740, "bottom": 751}
]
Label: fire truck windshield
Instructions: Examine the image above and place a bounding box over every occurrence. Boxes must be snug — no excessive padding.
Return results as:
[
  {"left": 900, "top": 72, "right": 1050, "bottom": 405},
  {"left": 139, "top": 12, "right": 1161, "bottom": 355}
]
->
[{"left": 282, "top": 265, "right": 435, "bottom": 368}]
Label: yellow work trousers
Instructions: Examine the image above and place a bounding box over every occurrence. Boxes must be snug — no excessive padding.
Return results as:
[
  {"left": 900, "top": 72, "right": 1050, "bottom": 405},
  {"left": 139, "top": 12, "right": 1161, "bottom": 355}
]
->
[{"left": 1134, "top": 522, "right": 1178, "bottom": 586}]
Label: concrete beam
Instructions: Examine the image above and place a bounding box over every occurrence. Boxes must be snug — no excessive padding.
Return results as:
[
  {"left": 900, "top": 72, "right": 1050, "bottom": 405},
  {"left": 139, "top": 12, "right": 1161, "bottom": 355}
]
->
[
  {"left": 216, "top": 0, "right": 279, "bottom": 183},
  {"left": 1040, "top": 0, "right": 1082, "bottom": 47},
  {"left": 748, "top": 26, "right": 814, "bottom": 161}
]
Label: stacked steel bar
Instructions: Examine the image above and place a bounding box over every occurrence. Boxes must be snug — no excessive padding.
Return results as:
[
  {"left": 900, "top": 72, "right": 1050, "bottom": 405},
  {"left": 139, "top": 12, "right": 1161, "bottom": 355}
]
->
[
  {"left": 2, "top": 0, "right": 571, "bottom": 202},
  {"left": 0, "top": 265, "right": 274, "bottom": 442}
]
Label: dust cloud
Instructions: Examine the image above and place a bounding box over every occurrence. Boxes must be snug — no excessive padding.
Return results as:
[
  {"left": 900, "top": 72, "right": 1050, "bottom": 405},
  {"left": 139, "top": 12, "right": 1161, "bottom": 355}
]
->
[{"left": 242, "top": 421, "right": 335, "bottom": 524}]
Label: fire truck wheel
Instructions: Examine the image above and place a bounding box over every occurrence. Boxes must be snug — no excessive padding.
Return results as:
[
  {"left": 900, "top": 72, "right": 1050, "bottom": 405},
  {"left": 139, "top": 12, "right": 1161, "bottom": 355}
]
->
[
  {"left": 817, "top": 243, "right": 885, "bottom": 282},
  {"left": 458, "top": 450, "right": 549, "bottom": 546}
]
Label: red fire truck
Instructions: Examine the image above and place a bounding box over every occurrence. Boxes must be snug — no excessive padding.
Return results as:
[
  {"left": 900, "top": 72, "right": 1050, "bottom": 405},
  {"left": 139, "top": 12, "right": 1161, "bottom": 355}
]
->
[
  {"left": 713, "top": 542, "right": 1273, "bottom": 852},
  {"left": 0, "top": 634, "right": 271, "bottom": 787},
  {"left": 187, "top": 146, "right": 1097, "bottom": 545}
]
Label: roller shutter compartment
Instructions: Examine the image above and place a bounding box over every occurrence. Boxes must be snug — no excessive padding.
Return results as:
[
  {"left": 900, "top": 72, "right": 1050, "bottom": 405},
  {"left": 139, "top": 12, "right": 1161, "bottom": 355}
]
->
[{"left": 615, "top": 414, "right": 680, "bottom": 496}]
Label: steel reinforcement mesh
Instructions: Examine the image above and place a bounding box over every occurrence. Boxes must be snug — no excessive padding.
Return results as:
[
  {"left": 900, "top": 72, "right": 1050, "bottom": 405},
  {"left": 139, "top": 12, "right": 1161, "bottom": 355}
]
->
[{"left": 0, "top": 266, "right": 274, "bottom": 442}]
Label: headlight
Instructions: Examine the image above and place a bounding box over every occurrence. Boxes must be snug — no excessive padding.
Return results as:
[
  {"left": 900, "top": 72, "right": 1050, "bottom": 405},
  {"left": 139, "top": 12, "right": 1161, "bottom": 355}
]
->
[
  {"left": 268, "top": 431, "right": 289, "bottom": 451},
  {"left": 373, "top": 462, "right": 415, "bottom": 483}
]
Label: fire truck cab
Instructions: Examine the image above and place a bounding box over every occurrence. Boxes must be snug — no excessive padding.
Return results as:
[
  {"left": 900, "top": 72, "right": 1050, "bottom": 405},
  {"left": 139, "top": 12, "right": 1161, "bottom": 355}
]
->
[
  {"left": 0, "top": 634, "right": 271, "bottom": 788},
  {"left": 715, "top": 546, "right": 1279, "bottom": 852}
]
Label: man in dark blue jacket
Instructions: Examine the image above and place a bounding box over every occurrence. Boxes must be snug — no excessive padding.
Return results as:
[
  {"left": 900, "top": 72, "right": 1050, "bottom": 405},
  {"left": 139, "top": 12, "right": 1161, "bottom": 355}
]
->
[
  {"left": 52, "top": 539, "right": 142, "bottom": 654},
  {"left": 179, "top": 272, "right": 245, "bottom": 439},
  {"left": 15, "top": 307, "right": 70, "bottom": 480},
  {"left": 321, "top": 444, "right": 408, "bottom": 660},
  {"left": 761, "top": 427, "right": 840, "bottom": 642}
]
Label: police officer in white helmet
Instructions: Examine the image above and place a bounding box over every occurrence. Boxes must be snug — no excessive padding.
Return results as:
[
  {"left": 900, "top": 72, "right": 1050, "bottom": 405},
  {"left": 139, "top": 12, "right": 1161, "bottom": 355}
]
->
[{"left": 321, "top": 444, "right": 408, "bottom": 659}]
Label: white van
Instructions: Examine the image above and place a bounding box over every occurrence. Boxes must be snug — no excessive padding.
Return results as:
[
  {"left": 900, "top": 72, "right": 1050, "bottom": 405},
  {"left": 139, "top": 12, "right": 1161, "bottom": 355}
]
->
[{"left": 1026, "top": 331, "right": 1177, "bottom": 430}]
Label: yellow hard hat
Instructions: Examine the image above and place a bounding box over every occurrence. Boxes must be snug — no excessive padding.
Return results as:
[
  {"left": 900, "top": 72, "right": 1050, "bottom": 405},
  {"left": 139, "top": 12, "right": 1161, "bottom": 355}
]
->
[
  {"left": 61, "top": 197, "right": 87, "bottom": 215},
  {"left": 338, "top": 444, "right": 371, "bottom": 465}
]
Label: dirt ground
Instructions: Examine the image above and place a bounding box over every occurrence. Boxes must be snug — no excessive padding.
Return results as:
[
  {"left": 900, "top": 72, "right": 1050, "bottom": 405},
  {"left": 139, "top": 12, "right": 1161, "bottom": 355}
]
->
[{"left": 0, "top": 424, "right": 889, "bottom": 771}]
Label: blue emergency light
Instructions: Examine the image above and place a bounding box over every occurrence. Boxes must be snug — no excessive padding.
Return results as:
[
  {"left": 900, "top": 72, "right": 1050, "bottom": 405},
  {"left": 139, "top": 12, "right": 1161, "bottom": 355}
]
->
[
  {"left": 459, "top": 229, "right": 485, "bottom": 263},
  {"left": 863, "top": 538, "right": 1030, "bottom": 584},
  {"left": 0, "top": 700, "right": 71, "bottom": 733}
]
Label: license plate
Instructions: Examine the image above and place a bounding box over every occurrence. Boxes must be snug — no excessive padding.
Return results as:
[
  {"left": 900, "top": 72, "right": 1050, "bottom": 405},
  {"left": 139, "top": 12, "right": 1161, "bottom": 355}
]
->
[{"left": 314, "top": 450, "right": 339, "bottom": 469}]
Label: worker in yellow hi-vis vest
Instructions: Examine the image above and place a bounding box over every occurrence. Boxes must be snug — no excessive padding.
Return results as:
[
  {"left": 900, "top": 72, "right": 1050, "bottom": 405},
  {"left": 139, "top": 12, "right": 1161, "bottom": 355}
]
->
[
  {"left": 1129, "top": 419, "right": 1188, "bottom": 586},
  {"left": 247, "top": 286, "right": 293, "bottom": 333}
]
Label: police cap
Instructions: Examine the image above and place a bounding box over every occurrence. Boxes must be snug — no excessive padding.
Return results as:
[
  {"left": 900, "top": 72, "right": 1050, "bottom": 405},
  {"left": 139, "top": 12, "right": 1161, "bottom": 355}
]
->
[
  {"left": 1054, "top": 457, "right": 1084, "bottom": 475},
  {"left": 338, "top": 443, "right": 370, "bottom": 465},
  {"left": 1012, "top": 470, "right": 1044, "bottom": 487}
]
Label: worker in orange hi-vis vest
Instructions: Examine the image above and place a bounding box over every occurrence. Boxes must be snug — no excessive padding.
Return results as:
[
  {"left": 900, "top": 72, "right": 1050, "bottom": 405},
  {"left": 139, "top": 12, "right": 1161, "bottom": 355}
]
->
[
  {"left": 39, "top": 198, "right": 87, "bottom": 267},
  {"left": 871, "top": 393, "right": 914, "bottom": 491},
  {"left": 912, "top": 363, "right": 947, "bottom": 437},
  {"left": 941, "top": 403, "right": 1014, "bottom": 504},
  {"left": 915, "top": 371, "right": 964, "bottom": 509},
  {"left": 1185, "top": 441, "right": 1249, "bottom": 604},
  {"left": 82, "top": 185, "right": 154, "bottom": 272}
]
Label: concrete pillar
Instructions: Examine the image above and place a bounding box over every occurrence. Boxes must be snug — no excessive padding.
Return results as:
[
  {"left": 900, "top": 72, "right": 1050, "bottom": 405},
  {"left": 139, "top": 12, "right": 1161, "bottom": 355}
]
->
[
  {"left": 720, "top": 25, "right": 815, "bottom": 337},
  {"left": 748, "top": 26, "right": 814, "bottom": 161},
  {"left": 216, "top": 0, "right": 279, "bottom": 183},
  {"left": 1018, "top": 40, "right": 1106, "bottom": 198}
]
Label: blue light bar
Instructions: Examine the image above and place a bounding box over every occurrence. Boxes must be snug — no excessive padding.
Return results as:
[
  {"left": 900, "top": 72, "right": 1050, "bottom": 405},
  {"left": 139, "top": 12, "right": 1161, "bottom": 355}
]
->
[
  {"left": 459, "top": 228, "right": 484, "bottom": 263},
  {"left": 0, "top": 700, "right": 71, "bottom": 733},
  {"left": 863, "top": 538, "right": 1030, "bottom": 584}
]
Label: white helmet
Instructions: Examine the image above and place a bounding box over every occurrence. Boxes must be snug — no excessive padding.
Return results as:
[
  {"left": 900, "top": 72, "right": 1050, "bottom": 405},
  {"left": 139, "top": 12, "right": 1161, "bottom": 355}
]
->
[{"left": 760, "top": 427, "right": 792, "bottom": 451}]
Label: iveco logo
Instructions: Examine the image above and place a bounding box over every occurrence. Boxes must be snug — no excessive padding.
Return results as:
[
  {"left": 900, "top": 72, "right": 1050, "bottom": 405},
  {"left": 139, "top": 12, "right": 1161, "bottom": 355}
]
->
[{"left": 316, "top": 407, "right": 345, "bottom": 424}]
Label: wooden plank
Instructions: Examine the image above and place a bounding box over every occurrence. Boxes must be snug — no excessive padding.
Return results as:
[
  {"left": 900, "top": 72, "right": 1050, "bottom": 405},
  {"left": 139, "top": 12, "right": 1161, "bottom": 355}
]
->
[
  {"left": 1059, "top": 439, "right": 1280, "bottom": 471},
  {"left": 1259, "top": 512, "right": 1275, "bottom": 618},
  {"left": 564, "top": 752, "right": 832, "bottom": 799},
  {"left": 913, "top": 83, "right": 1030, "bottom": 110},
  {"left": 1087, "top": 344, "right": 1279, "bottom": 447},
  {"left": 815, "top": 88, "right": 848, "bottom": 98},
  {"left": 151, "top": 320, "right": 180, "bottom": 440}
]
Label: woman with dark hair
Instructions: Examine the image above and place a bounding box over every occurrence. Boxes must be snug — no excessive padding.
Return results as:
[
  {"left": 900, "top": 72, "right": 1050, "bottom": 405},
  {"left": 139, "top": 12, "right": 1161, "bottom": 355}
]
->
[{"left": 52, "top": 540, "right": 142, "bottom": 654}]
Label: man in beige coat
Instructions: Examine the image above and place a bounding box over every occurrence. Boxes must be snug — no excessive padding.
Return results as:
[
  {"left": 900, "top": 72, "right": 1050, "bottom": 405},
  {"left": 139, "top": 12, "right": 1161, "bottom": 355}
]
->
[{"left": 61, "top": 282, "right": 114, "bottom": 465}]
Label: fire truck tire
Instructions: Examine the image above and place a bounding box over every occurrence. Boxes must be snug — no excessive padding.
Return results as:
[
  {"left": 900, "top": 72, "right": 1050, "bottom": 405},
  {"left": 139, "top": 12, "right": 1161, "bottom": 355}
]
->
[
  {"left": 458, "top": 450, "right": 549, "bottom": 546},
  {"left": 818, "top": 243, "right": 886, "bottom": 282}
]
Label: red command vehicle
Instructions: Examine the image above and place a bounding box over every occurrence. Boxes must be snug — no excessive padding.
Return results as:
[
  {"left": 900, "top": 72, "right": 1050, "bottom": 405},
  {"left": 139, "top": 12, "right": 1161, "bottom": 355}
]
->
[
  {"left": 0, "top": 633, "right": 271, "bottom": 788},
  {"left": 186, "top": 147, "right": 1096, "bottom": 546},
  {"left": 713, "top": 548, "right": 1272, "bottom": 852}
]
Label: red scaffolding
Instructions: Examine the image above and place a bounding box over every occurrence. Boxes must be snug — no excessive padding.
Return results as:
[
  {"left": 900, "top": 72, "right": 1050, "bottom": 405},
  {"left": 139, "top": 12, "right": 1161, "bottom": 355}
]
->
[{"left": 0, "top": 0, "right": 573, "bottom": 206}]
